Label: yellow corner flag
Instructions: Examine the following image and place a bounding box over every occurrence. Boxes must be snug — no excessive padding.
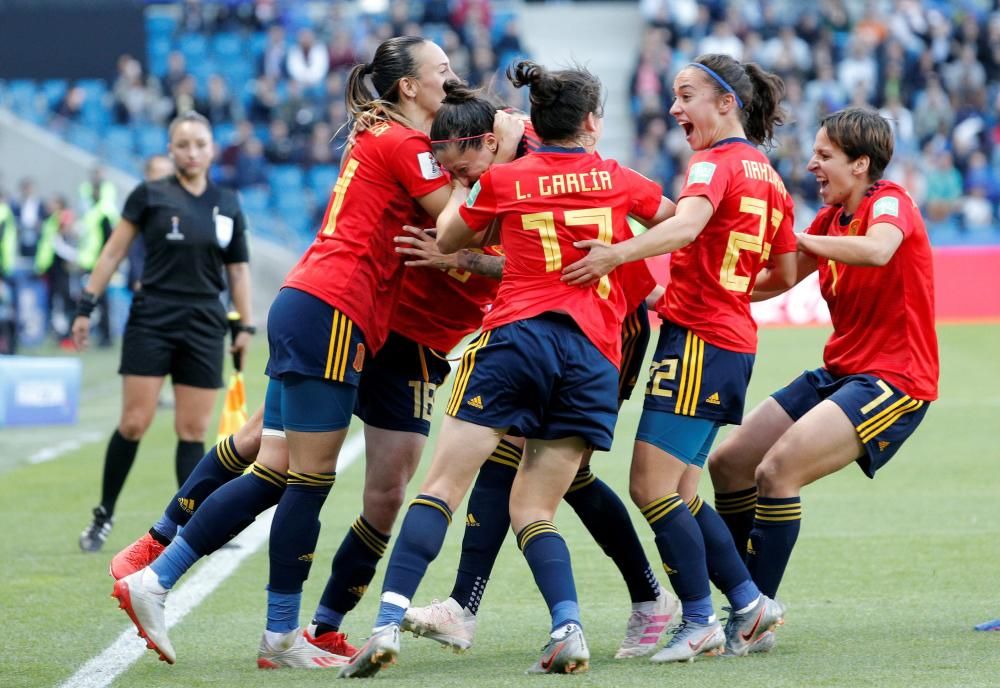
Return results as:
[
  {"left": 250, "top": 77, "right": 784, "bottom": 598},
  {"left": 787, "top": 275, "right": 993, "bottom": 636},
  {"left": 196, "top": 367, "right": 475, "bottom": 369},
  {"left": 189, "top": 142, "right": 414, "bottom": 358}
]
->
[{"left": 217, "top": 311, "right": 249, "bottom": 442}]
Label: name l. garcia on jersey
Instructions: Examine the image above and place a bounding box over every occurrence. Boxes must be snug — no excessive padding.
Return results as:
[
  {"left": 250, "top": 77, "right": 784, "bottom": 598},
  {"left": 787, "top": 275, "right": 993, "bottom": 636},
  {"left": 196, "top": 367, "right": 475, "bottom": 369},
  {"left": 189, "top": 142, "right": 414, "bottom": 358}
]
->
[{"left": 515, "top": 169, "right": 614, "bottom": 199}]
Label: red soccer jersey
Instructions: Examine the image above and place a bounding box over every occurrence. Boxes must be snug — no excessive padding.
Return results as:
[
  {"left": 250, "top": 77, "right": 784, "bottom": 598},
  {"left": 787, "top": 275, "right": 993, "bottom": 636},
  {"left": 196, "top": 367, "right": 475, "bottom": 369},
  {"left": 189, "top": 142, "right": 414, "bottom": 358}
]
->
[
  {"left": 283, "top": 122, "right": 450, "bottom": 353},
  {"left": 459, "top": 147, "right": 663, "bottom": 366},
  {"left": 391, "top": 245, "right": 503, "bottom": 352},
  {"left": 806, "top": 181, "right": 939, "bottom": 400},
  {"left": 656, "top": 139, "right": 797, "bottom": 353}
]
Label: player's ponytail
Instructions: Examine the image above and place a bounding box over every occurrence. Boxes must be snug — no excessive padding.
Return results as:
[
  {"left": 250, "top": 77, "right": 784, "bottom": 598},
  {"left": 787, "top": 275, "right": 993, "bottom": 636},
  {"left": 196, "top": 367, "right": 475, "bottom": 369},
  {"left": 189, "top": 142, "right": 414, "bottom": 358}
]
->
[
  {"left": 508, "top": 60, "right": 602, "bottom": 144},
  {"left": 430, "top": 81, "right": 502, "bottom": 153},
  {"left": 345, "top": 35, "right": 427, "bottom": 134},
  {"left": 691, "top": 54, "right": 786, "bottom": 148}
]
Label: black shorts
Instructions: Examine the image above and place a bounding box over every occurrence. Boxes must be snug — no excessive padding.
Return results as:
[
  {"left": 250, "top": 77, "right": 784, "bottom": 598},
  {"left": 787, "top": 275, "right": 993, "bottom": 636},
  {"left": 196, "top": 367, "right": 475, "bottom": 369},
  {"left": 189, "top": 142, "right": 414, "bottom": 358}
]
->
[
  {"left": 119, "top": 290, "right": 227, "bottom": 389},
  {"left": 354, "top": 331, "right": 452, "bottom": 435}
]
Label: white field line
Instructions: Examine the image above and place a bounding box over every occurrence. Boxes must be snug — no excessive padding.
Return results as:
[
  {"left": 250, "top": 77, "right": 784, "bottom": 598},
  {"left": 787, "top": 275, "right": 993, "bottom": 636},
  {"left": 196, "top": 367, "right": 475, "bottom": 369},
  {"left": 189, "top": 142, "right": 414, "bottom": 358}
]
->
[
  {"left": 28, "top": 432, "right": 104, "bottom": 464},
  {"left": 57, "top": 431, "right": 367, "bottom": 688}
]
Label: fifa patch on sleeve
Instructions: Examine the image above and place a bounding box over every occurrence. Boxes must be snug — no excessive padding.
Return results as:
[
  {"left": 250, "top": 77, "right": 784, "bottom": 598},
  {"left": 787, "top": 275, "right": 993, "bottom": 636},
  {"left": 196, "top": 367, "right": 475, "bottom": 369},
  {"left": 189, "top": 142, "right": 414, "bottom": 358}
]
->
[
  {"left": 872, "top": 196, "right": 899, "bottom": 218},
  {"left": 417, "top": 151, "right": 443, "bottom": 180},
  {"left": 466, "top": 180, "right": 482, "bottom": 207},
  {"left": 686, "top": 161, "right": 716, "bottom": 186}
]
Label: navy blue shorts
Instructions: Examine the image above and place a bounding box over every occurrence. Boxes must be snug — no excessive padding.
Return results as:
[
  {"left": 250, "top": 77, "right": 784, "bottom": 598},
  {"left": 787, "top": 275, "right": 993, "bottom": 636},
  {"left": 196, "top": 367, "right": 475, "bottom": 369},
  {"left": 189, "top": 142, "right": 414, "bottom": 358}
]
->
[
  {"left": 354, "top": 331, "right": 452, "bottom": 436},
  {"left": 447, "top": 313, "right": 619, "bottom": 450},
  {"left": 619, "top": 303, "right": 652, "bottom": 402},
  {"left": 261, "top": 373, "right": 355, "bottom": 432},
  {"left": 264, "top": 287, "right": 367, "bottom": 385},
  {"left": 643, "top": 320, "right": 754, "bottom": 425},
  {"left": 772, "top": 368, "right": 930, "bottom": 478}
]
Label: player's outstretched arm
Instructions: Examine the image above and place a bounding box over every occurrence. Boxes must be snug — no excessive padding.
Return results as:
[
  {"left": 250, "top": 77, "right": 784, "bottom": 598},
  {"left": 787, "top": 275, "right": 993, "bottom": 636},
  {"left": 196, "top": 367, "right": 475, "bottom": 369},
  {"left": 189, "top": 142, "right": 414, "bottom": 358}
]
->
[
  {"left": 796, "top": 223, "right": 903, "bottom": 267},
  {"left": 751, "top": 251, "right": 813, "bottom": 302}
]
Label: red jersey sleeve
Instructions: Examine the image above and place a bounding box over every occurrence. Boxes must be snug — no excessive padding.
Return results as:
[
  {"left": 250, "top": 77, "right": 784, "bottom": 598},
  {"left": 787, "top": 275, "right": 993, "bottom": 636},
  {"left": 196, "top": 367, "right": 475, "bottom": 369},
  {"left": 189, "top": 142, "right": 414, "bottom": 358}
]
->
[
  {"left": 869, "top": 188, "right": 913, "bottom": 239},
  {"left": 677, "top": 152, "right": 731, "bottom": 210},
  {"left": 620, "top": 167, "right": 663, "bottom": 222},
  {"left": 458, "top": 172, "right": 499, "bottom": 232},
  {"left": 387, "top": 134, "right": 451, "bottom": 199}
]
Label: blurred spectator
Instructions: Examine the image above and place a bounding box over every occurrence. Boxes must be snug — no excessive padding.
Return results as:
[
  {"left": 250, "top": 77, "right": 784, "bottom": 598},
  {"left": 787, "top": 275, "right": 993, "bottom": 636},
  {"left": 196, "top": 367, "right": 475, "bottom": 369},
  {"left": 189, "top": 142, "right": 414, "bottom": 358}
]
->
[
  {"left": 327, "top": 28, "right": 358, "bottom": 71},
  {"left": 112, "top": 55, "right": 152, "bottom": 124},
  {"left": 760, "top": 25, "right": 811, "bottom": 77},
  {"left": 13, "top": 178, "right": 43, "bottom": 258},
  {"left": 202, "top": 74, "right": 241, "bottom": 124},
  {"left": 924, "top": 150, "right": 963, "bottom": 223},
  {"left": 247, "top": 75, "right": 282, "bottom": 124},
  {"left": 264, "top": 118, "right": 299, "bottom": 165},
  {"left": 232, "top": 138, "right": 269, "bottom": 189},
  {"left": 54, "top": 86, "right": 86, "bottom": 126},
  {"left": 699, "top": 20, "right": 744, "bottom": 58},
  {"left": 302, "top": 122, "right": 336, "bottom": 168},
  {"left": 259, "top": 25, "right": 287, "bottom": 80},
  {"left": 219, "top": 120, "right": 254, "bottom": 184},
  {"left": 33, "top": 196, "right": 77, "bottom": 346},
  {"left": 163, "top": 51, "right": 190, "bottom": 96},
  {"left": 286, "top": 28, "right": 329, "bottom": 88}
]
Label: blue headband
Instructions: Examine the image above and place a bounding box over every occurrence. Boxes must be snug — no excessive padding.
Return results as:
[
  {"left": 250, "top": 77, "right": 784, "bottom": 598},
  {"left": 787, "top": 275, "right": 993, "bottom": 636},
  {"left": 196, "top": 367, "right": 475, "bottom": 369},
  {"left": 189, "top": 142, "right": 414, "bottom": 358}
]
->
[{"left": 689, "top": 62, "right": 744, "bottom": 109}]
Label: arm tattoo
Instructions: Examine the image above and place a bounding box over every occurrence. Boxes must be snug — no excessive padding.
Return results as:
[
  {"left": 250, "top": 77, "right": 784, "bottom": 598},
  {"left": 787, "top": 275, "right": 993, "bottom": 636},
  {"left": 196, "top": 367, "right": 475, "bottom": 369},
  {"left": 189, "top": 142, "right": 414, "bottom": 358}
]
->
[{"left": 457, "top": 250, "right": 505, "bottom": 280}]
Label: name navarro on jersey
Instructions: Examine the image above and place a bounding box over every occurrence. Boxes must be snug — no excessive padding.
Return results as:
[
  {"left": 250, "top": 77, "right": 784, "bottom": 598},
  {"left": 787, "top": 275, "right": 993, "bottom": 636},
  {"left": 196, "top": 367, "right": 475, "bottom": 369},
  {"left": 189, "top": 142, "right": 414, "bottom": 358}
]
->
[
  {"left": 740, "top": 159, "right": 787, "bottom": 197},
  {"left": 515, "top": 169, "right": 614, "bottom": 199}
]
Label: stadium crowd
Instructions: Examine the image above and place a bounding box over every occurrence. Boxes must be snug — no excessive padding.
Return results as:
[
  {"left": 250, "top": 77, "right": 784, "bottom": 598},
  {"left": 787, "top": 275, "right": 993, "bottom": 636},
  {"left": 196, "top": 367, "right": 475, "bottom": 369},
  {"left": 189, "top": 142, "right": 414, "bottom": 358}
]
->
[{"left": 630, "top": 0, "right": 1000, "bottom": 239}]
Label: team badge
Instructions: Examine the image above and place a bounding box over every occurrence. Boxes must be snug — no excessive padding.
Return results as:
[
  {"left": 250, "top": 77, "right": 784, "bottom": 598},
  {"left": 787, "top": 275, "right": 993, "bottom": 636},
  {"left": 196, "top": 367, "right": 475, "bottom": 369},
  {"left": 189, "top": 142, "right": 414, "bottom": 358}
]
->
[
  {"left": 352, "top": 343, "right": 365, "bottom": 373},
  {"left": 872, "top": 196, "right": 899, "bottom": 218},
  {"left": 417, "top": 151, "right": 443, "bottom": 180},
  {"left": 214, "top": 206, "right": 234, "bottom": 248},
  {"left": 466, "top": 180, "right": 482, "bottom": 207},
  {"left": 686, "top": 161, "right": 716, "bottom": 186},
  {"left": 166, "top": 215, "right": 185, "bottom": 241}
]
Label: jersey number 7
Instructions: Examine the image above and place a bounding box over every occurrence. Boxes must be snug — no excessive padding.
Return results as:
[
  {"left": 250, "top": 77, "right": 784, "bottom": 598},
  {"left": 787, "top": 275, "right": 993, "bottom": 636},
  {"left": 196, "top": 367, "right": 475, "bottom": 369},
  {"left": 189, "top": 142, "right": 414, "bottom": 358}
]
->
[{"left": 521, "top": 207, "right": 613, "bottom": 298}]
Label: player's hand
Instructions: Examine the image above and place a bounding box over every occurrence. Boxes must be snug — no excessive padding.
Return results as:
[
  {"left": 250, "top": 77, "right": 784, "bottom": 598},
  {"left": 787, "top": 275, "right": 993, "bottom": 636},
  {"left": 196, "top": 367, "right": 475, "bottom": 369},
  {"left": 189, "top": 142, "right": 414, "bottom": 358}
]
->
[
  {"left": 230, "top": 331, "right": 251, "bottom": 370},
  {"left": 493, "top": 110, "right": 525, "bottom": 163},
  {"left": 562, "top": 240, "right": 623, "bottom": 286},
  {"left": 395, "top": 225, "right": 458, "bottom": 270},
  {"left": 71, "top": 315, "right": 90, "bottom": 352}
]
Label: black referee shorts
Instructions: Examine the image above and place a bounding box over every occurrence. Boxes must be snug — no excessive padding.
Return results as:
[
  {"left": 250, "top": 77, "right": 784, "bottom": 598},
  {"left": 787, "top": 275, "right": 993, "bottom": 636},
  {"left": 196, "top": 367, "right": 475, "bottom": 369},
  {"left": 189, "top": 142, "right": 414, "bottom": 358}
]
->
[{"left": 119, "top": 290, "right": 228, "bottom": 388}]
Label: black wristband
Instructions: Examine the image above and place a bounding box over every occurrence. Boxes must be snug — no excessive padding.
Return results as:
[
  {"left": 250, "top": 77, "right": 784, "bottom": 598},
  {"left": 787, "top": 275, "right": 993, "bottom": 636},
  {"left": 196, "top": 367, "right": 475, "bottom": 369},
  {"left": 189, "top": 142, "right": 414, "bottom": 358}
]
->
[
  {"left": 235, "top": 323, "right": 257, "bottom": 335},
  {"left": 75, "top": 291, "right": 99, "bottom": 319}
]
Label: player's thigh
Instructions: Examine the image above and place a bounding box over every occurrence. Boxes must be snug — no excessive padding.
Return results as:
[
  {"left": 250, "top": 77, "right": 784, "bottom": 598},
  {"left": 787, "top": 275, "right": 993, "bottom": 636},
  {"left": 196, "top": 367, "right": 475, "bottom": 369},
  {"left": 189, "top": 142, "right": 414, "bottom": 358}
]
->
[
  {"left": 419, "top": 415, "right": 507, "bottom": 512},
  {"left": 510, "top": 436, "right": 588, "bottom": 532},
  {"left": 708, "top": 397, "right": 795, "bottom": 489},
  {"left": 756, "top": 400, "right": 863, "bottom": 496}
]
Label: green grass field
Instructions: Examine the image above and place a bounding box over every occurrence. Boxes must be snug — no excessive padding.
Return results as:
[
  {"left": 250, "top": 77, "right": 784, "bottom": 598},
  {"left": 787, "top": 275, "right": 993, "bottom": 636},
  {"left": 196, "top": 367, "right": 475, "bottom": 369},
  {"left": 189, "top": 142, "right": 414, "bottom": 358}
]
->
[{"left": 2, "top": 324, "right": 998, "bottom": 688}]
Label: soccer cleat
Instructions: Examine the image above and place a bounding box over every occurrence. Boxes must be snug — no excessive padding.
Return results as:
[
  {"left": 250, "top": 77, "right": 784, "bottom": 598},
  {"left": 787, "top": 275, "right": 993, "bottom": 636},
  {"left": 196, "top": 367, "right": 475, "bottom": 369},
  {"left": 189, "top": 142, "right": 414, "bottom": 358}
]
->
[
  {"left": 402, "top": 597, "right": 477, "bottom": 651},
  {"left": 305, "top": 624, "right": 359, "bottom": 656},
  {"left": 80, "top": 506, "right": 113, "bottom": 552},
  {"left": 526, "top": 623, "right": 590, "bottom": 674},
  {"left": 111, "top": 568, "right": 175, "bottom": 664},
  {"left": 110, "top": 532, "right": 166, "bottom": 580},
  {"left": 974, "top": 618, "right": 1000, "bottom": 632},
  {"left": 722, "top": 595, "right": 785, "bottom": 657},
  {"left": 649, "top": 619, "right": 725, "bottom": 663},
  {"left": 748, "top": 629, "right": 776, "bottom": 653},
  {"left": 257, "top": 628, "right": 348, "bottom": 669},
  {"left": 337, "top": 624, "right": 400, "bottom": 678},
  {"left": 615, "top": 586, "right": 681, "bottom": 658}
]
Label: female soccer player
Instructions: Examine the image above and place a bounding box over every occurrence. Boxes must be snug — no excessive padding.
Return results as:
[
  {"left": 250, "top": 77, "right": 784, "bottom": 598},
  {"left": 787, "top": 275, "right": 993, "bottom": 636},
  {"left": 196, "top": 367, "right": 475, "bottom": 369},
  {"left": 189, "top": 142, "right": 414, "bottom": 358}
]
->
[
  {"left": 564, "top": 53, "right": 797, "bottom": 660},
  {"left": 111, "top": 36, "right": 459, "bottom": 668},
  {"left": 398, "top": 82, "right": 679, "bottom": 659},
  {"left": 340, "top": 61, "right": 673, "bottom": 678},
  {"left": 73, "top": 111, "right": 252, "bottom": 553},
  {"left": 707, "top": 108, "right": 938, "bottom": 610}
]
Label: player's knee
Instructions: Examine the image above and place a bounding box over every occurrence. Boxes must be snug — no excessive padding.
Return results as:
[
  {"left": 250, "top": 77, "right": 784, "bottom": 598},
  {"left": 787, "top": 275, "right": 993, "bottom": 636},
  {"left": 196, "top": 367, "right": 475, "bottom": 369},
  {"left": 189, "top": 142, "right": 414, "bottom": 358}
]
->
[
  {"left": 754, "top": 454, "right": 790, "bottom": 495},
  {"left": 233, "top": 417, "right": 263, "bottom": 459},
  {"left": 363, "top": 485, "right": 407, "bottom": 532},
  {"left": 628, "top": 480, "right": 653, "bottom": 510}
]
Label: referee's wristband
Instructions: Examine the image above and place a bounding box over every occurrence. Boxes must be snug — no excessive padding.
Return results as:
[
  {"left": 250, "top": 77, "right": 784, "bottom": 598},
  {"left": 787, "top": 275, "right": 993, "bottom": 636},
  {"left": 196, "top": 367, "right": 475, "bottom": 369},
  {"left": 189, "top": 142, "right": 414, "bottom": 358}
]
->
[
  {"left": 234, "top": 323, "right": 257, "bottom": 335},
  {"left": 75, "top": 291, "right": 99, "bottom": 319}
]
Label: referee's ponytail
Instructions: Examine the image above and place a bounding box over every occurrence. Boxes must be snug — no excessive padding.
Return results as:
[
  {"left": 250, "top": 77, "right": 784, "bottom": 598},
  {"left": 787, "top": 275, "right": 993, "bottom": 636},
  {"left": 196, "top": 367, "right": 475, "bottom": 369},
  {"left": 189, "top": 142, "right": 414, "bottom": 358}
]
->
[{"left": 167, "top": 110, "right": 212, "bottom": 141}]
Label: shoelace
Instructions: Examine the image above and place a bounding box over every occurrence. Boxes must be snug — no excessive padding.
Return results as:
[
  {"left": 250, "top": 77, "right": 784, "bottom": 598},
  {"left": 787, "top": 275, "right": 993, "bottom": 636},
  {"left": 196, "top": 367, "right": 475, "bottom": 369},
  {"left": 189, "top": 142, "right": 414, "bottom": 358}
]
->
[{"left": 664, "top": 620, "right": 690, "bottom": 646}]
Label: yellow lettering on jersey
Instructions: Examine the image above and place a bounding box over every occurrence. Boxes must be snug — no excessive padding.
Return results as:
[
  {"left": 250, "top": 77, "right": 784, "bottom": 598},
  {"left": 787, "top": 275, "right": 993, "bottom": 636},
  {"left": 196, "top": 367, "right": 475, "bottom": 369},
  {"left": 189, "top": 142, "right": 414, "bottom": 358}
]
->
[
  {"left": 599, "top": 170, "right": 612, "bottom": 190},
  {"left": 515, "top": 180, "right": 531, "bottom": 199},
  {"left": 536, "top": 171, "right": 613, "bottom": 197},
  {"left": 538, "top": 176, "right": 552, "bottom": 196},
  {"left": 369, "top": 122, "right": 391, "bottom": 137},
  {"left": 565, "top": 173, "right": 580, "bottom": 194},
  {"left": 551, "top": 174, "right": 566, "bottom": 196},
  {"left": 740, "top": 159, "right": 787, "bottom": 198}
]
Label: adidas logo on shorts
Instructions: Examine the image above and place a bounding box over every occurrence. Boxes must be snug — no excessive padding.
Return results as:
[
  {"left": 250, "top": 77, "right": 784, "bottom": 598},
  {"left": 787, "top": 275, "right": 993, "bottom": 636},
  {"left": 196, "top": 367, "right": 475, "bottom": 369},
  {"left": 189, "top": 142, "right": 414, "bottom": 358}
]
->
[
  {"left": 705, "top": 392, "right": 721, "bottom": 405},
  {"left": 467, "top": 395, "right": 484, "bottom": 410}
]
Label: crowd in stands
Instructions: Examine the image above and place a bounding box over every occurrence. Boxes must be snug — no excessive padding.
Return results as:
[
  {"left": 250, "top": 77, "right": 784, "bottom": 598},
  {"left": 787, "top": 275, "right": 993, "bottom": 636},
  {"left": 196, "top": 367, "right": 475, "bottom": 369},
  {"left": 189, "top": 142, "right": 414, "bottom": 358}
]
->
[
  {"left": 1, "top": 0, "right": 524, "bottom": 248},
  {"left": 630, "top": 0, "right": 1000, "bottom": 241}
]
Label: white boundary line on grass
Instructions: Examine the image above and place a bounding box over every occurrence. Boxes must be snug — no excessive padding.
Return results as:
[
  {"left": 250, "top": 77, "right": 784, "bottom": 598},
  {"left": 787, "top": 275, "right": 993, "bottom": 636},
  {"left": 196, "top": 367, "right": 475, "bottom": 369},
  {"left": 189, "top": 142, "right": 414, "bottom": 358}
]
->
[
  {"left": 58, "top": 431, "right": 367, "bottom": 688},
  {"left": 29, "top": 432, "right": 104, "bottom": 464}
]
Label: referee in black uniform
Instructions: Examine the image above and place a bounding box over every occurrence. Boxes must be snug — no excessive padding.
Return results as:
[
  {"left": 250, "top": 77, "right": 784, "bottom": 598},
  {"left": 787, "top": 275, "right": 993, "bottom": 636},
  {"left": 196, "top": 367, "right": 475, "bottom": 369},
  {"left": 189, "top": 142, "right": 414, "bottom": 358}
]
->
[{"left": 72, "top": 112, "right": 254, "bottom": 552}]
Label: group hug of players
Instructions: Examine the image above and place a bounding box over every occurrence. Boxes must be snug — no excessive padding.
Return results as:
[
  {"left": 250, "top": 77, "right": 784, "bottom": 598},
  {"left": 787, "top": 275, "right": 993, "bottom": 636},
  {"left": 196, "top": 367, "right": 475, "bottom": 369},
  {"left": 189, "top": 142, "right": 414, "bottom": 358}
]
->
[{"left": 105, "top": 35, "right": 939, "bottom": 676}]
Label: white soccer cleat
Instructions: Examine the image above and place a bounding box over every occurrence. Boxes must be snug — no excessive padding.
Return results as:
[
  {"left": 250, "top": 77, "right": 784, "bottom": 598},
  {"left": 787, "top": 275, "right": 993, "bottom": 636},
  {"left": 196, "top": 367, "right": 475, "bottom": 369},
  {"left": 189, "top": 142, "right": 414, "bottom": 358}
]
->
[
  {"left": 402, "top": 597, "right": 477, "bottom": 651},
  {"left": 722, "top": 595, "right": 784, "bottom": 657},
  {"left": 615, "top": 586, "right": 681, "bottom": 658},
  {"left": 111, "top": 568, "right": 175, "bottom": 664},
  {"left": 525, "top": 623, "right": 590, "bottom": 674},
  {"left": 649, "top": 618, "right": 725, "bottom": 663},
  {"left": 257, "top": 628, "right": 348, "bottom": 669},
  {"left": 337, "top": 624, "right": 400, "bottom": 678}
]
